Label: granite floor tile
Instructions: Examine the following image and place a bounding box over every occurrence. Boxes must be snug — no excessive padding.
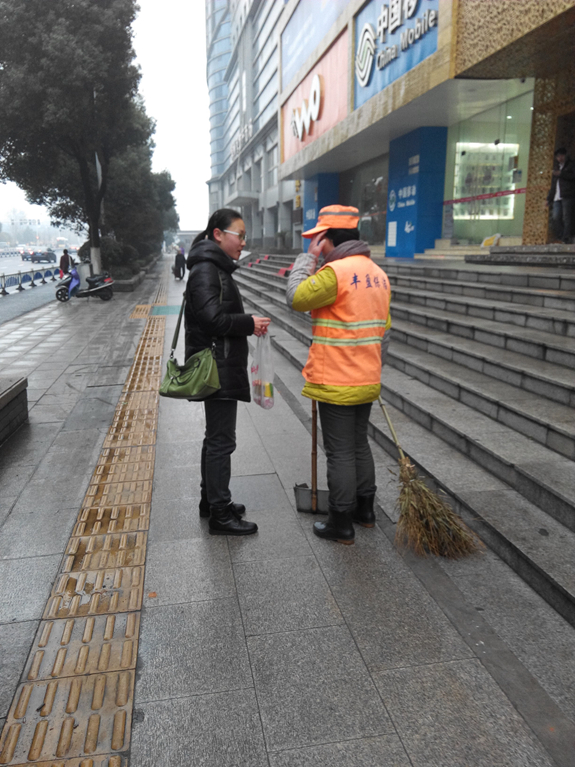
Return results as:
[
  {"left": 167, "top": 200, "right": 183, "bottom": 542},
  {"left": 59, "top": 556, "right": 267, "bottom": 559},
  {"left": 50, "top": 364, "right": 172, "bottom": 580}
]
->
[
  {"left": 136, "top": 599, "right": 252, "bottom": 702},
  {"left": 0, "top": 555, "right": 61, "bottom": 622},
  {"left": 148, "top": 496, "right": 209, "bottom": 544},
  {"left": 154, "top": 440, "right": 203, "bottom": 470},
  {"left": 0, "top": 620, "right": 39, "bottom": 717},
  {"left": 235, "top": 556, "right": 343, "bottom": 635},
  {"left": 229, "top": 473, "right": 297, "bottom": 516},
  {"left": 152, "top": 464, "right": 202, "bottom": 501},
  {"left": 143, "top": 537, "right": 235, "bottom": 606},
  {"left": 11, "top": 477, "right": 85, "bottom": 512},
  {"left": 0, "top": 464, "right": 37, "bottom": 498},
  {"left": 0, "top": 505, "right": 78, "bottom": 559},
  {"left": 0, "top": 498, "right": 17, "bottom": 529},
  {"left": 248, "top": 625, "right": 393, "bottom": 752},
  {"left": 440, "top": 549, "right": 575, "bottom": 721},
  {"left": 228, "top": 517, "right": 311, "bottom": 564},
  {"left": 130, "top": 689, "right": 268, "bottom": 767},
  {"left": 268, "top": 735, "right": 412, "bottom": 766},
  {"left": 0, "top": 421, "right": 61, "bottom": 470},
  {"left": 374, "top": 659, "right": 554, "bottom": 767}
]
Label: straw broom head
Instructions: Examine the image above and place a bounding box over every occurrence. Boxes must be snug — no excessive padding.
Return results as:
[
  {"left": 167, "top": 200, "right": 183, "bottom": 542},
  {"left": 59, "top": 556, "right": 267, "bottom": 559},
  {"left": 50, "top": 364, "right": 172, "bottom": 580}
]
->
[{"left": 394, "top": 456, "right": 483, "bottom": 558}]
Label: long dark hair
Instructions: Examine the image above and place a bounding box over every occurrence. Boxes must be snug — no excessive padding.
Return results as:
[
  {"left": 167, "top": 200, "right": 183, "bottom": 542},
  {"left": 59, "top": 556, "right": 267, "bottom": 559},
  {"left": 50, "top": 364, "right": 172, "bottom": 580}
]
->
[{"left": 192, "top": 208, "right": 242, "bottom": 246}]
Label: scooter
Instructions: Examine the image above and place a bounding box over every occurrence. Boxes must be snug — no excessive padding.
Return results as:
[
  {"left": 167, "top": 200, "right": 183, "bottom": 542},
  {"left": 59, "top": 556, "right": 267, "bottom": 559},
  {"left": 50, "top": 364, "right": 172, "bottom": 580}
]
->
[{"left": 55, "top": 264, "right": 114, "bottom": 302}]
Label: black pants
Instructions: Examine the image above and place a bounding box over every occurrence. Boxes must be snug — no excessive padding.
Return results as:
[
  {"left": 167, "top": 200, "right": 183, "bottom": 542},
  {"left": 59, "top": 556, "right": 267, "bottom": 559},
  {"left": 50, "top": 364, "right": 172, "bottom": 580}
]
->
[
  {"left": 318, "top": 401, "right": 376, "bottom": 513},
  {"left": 552, "top": 199, "right": 574, "bottom": 243},
  {"left": 200, "top": 399, "right": 237, "bottom": 509}
]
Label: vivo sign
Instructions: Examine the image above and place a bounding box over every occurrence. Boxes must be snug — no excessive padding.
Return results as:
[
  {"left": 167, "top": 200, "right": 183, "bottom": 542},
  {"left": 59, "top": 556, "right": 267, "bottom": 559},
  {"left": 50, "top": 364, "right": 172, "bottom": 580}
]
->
[{"left": 291, "top": 74, "right": 322, "bottom": 141}]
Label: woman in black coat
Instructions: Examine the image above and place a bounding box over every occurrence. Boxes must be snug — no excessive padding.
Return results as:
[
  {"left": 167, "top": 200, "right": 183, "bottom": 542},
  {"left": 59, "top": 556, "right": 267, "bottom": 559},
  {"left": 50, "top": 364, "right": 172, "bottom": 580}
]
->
[
  {"left": 186, "top": 208, "right": 270, "bottom": 536},
  {"left": 174, "top": 248, "right": 186, "bottom": 279}
]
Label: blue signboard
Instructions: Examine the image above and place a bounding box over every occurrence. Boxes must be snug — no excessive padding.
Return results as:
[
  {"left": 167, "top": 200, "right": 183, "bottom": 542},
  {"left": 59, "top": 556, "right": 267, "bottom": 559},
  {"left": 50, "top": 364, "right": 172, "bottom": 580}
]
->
[
  {"left": 281, "top": 0, "right": 348, "bottom": 89},
  {"left": 386, "top": 127, "right": 447, "bottom": 258},
  {"left": 354, "top": 0, "right": 439, "bottom": 109}
]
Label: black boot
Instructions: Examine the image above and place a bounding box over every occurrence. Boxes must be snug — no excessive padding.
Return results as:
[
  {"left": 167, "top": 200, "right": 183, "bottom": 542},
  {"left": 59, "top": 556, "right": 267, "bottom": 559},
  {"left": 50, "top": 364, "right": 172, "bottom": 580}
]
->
[
  {"left": 199, "top": 495, "right": 245, "bottom": 519},
  {"left": 209, "top": 505, "right": 257, "bottom": 536},
  {"left": 313, "top": 509, "right": 355, "bottom": 545},
  {"left": 352, "top": 494, "right": 376, "bottom": 528}
]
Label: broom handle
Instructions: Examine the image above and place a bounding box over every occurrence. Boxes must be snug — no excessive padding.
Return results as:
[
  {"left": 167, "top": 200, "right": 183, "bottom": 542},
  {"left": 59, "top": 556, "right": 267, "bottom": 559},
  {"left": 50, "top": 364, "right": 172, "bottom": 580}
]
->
[
  {"left": 377, "top": 396, "right": 406, "bottom": 460},
  {"left": 311, "top": 399, "right": 318, "bottom": 512}
]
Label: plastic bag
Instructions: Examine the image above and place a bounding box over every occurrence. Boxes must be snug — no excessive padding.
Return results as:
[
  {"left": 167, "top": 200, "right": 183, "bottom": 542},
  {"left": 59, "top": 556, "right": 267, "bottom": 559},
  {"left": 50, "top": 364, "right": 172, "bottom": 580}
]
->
[{"left": 251, "top": 333, "right": 274, "bottom": 409}]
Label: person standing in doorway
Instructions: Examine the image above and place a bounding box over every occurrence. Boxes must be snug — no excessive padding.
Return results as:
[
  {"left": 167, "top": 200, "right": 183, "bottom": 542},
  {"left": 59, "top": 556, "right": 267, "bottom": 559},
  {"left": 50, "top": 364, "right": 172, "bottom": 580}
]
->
[{"left": 546, "top": 147, "right": 575, "bottom": 243}]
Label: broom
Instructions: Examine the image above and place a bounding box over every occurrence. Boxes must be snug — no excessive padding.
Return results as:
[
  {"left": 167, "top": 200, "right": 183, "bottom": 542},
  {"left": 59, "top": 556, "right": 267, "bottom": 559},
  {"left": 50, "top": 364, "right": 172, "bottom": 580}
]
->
[{"left": 378, "top": 397, "right": 483, "bottom": 558}]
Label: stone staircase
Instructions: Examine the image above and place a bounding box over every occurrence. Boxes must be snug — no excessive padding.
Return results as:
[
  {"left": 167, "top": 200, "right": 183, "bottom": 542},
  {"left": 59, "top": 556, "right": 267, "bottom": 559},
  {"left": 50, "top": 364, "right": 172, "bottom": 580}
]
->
[{"left": 235, "top": 254, "right": 575, "bottom": 628}]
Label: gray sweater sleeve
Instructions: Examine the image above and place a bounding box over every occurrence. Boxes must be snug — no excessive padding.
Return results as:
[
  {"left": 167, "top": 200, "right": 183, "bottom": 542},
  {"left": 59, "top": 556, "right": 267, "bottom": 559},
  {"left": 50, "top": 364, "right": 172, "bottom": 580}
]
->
[{"left": 286, "top": 252, "right": 317, "bottom": 307}]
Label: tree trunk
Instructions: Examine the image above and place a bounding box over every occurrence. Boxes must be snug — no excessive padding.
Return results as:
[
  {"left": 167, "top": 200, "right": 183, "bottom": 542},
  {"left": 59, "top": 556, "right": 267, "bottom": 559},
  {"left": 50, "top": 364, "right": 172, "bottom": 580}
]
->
[{"left": 88, "top": 217, "right": 102, "bottom": 274}]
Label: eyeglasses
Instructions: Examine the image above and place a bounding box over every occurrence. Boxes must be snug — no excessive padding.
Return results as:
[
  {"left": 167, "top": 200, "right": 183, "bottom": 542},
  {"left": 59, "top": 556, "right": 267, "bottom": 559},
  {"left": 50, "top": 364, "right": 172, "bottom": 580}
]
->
[{"left": 223, "top": 229, "right": 247, "bottom": 243}]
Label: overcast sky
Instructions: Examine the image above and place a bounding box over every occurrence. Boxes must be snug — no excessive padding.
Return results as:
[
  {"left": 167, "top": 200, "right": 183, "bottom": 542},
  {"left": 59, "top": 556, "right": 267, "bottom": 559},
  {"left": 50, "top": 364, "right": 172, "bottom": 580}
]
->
[{"left": 0, "top": 0, "right": 211, "bottom": 232}]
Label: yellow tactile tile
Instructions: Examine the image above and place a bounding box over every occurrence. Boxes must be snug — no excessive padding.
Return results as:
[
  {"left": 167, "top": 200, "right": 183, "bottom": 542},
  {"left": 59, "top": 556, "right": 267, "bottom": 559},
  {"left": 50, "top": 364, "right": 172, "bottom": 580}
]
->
[
  {"left": 44, "top": 567, "right": 144, "bottom": 621},
  {"left": 129, "top": 304, "right": 151, "bottom": 319},
  {"left": 72, "top": 504, "right": 151, "bottom": 537},
  {"left": 0, "top": 672, "right": 134, "bottom": 764},
  {"left": 1, "top": 278, "right": 169, "bottom": 766},
  {"left": 22, "top": 614, "right": 139, "bottom": 682}
]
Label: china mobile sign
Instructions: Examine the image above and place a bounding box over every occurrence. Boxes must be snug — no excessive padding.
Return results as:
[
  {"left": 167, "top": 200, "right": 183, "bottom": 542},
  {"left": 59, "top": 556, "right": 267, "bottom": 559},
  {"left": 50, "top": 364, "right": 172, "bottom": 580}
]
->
[{"left": 355, "top": 0, "right": 439, "bottom": 108}]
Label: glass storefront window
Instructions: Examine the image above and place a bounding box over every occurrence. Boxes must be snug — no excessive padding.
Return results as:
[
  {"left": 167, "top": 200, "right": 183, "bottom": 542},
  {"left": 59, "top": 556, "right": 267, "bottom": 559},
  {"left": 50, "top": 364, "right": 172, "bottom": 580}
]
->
[
  {"left": 443, "top": 90, "right": 534, "bottom": 243},
  {"left": 340, "top": 154, "right": 389, "bottom": 245}
]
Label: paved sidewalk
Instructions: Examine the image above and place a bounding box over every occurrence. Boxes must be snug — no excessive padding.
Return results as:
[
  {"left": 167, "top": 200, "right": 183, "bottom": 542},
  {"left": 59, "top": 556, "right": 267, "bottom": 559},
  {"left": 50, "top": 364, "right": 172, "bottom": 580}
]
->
[
  {"left": 128, "top": 271, "right": 574, "bottom": 766},
  {"left": 1, "top": 259, "right": 574, "bottom": 766}
]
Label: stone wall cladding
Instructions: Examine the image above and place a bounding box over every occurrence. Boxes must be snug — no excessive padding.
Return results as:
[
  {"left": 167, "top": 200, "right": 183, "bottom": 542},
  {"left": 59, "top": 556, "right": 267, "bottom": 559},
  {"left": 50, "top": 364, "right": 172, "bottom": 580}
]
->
[
  {"left": 455, "top": 0, "right": 575, "bottom": 76},
  {"left": 0, "top": 389, "right": 28, "bottom": 446}
]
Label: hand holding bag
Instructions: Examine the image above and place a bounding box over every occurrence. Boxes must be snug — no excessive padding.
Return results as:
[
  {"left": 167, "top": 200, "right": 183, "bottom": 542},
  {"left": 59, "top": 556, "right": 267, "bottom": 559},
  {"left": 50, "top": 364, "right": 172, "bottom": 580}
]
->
[
  {"left": 250, "top": 333, "right": 274, "bottom": 409},
  {"left": 159, "top": 295, "right": 220, "bottom": 400}
]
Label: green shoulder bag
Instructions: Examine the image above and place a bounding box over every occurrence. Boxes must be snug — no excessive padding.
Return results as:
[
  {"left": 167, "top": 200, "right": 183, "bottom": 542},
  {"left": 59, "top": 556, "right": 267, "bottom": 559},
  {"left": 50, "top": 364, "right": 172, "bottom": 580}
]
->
[{"left": 159, "top": 294, "right": 221, "bottom": 400}]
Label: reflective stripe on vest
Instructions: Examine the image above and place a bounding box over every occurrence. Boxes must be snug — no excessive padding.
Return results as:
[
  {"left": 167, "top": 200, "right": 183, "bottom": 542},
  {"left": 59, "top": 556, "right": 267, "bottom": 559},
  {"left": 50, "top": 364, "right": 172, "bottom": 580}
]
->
[{"left": 302, "top": 255, "right": 391, "bottom": 387}]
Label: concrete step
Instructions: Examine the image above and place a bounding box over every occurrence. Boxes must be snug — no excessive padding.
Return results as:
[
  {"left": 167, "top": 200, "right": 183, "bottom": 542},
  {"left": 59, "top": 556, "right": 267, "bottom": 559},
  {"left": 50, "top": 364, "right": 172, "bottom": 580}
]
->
[
  {"left": 391, "top": 300, "right": 575, "bottom": 369},
  {"left": 237, "top": 279, "right": 575, "bottom": 532},
  {"left": 391, "top": 285, "right": 575, "bottom": 338},
  {"left": 235, "top": 270, "right": 575, "bottom": 407},
  {"left": 391, "top": 319, "right": 575, "bottom": 408},
  {"left": 240, "top": 289, "right": 575, "bottom": 628},
  {"left": 389, "top": 273, "right": 575, "bottom": 312},
  {"left": 388, "top": 340, "right": 575, "bottom": 460},
  {"left": 381, "top": 261, "right": 575, "bottom": 292}
]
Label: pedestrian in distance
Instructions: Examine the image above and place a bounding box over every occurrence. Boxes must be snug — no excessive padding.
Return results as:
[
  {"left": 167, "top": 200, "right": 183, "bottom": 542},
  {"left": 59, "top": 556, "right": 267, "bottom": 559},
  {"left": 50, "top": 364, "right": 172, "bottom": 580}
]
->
[
  {"left": 546, "top": 147, "right": 575, "bottom": 243},
  {"left": 286, "top": 205, "right": 391, "bottom": 545},
  {"left": 59, "top": 248, "right": 70, "bottom": 278},
  {"left": 186, "top": 208, "right": 270, "bottom": 536},
  {"left": 174, "top": 247, "right": 186, "bottom": 280}
]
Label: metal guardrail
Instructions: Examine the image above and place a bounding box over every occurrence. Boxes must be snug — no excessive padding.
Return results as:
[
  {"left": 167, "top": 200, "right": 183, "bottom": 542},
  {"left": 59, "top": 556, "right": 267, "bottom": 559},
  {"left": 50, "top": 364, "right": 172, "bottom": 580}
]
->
[{"left": 0, "top": 267, "right": 59, "bottom": 296}]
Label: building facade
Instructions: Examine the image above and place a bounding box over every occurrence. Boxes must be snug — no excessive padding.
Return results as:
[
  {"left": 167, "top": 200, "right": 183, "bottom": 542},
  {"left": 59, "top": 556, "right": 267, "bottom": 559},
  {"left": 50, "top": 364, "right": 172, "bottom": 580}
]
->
[{"left": 206, "top": 0, "right": 575, "bottom": 256}]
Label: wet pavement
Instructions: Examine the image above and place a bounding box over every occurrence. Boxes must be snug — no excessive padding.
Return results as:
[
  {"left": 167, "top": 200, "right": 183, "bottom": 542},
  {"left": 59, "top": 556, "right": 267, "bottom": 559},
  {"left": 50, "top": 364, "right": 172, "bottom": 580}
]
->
[{"left": 0, "top": 257, "right": 574, "bottom": 766}]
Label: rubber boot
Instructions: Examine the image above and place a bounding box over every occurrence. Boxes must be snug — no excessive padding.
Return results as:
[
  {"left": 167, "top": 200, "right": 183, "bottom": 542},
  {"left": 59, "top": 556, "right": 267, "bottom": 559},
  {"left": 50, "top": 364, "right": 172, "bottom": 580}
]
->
[
  {"left": 352, "top": 494, "right": 376, "bottom": 528},
  {"left": 199, "top": 495, "right": 245, "bottom": 519},
  {"left": 313, "top": 509, "right": 355, "bottom": 545},
  {"left": 209, "top": 505, "right": 257, "bottom": 536}
]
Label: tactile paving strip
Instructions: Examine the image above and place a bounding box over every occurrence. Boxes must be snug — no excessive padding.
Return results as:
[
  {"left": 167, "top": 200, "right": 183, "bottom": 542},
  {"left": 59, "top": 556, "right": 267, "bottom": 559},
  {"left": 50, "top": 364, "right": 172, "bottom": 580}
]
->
[
  {"left": 128, "top": 305, "right": 151, "bottom": 320},
  {"left": 23, "top": 614, "right": 139, "bottom": 682},
  {"left": 152, "top": 283, "right": 167, "bottom": 305},
  {"left": 1, "top": 672, "right": 133, "bottom": 763},
  {"left": 44, "top": 567, "right": 144, "bottom": 620},
  {"left": 0, "top": 282, "right": 169, "bottom": 766},
  {"left": 72, "top": 505, "right": 150, "bottom": 537}
]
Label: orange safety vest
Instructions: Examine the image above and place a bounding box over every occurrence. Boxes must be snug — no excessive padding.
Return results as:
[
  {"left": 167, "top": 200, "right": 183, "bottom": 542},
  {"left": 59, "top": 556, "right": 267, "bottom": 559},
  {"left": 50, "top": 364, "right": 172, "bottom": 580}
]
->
[{"left": 302, "top": 255, "right": 391, "bottom": 387}]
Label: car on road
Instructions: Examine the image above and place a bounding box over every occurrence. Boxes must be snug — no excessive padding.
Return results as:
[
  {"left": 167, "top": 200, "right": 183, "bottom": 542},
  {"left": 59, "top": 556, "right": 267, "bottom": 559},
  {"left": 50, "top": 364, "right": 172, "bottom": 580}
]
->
[
  {"left": 30, "top": 251, "right": 57, "bottom": 263},
  {"left": 21, "top": 250, "right": 33, "bottom": 261}
]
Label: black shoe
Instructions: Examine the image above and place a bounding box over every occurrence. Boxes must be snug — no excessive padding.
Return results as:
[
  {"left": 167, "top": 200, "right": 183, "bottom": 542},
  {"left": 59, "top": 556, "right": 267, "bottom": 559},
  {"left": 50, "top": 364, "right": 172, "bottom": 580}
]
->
[
  {"left": 352, "top": 494, "right": 376, "bottom": 528},
  {"left": 209, "top": 505, "right": 257, "bottom": 536},
  {"left": 199, "top": 496, "right": 246, "bottom": 519},
  {"left": 313, "top": 509, "right": 354, "bottom": 545}
]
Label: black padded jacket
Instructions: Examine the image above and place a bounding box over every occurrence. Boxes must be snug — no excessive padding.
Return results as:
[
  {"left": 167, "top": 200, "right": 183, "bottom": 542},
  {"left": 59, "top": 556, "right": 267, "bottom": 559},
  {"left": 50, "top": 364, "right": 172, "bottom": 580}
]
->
[{"left": 185, "top": 240, "right": 254, "bottom": 401}]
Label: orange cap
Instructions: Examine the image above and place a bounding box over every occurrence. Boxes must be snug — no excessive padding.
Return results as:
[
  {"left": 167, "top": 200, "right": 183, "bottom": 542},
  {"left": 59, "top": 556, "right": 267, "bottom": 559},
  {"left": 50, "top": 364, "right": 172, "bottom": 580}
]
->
[{"left": 302, "top": 204, "right": 360, "bottom": 238}]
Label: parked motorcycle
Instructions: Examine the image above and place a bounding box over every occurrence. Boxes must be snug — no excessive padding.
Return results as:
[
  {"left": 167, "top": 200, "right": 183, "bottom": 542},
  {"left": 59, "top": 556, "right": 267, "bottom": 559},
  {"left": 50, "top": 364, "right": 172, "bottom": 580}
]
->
[{"left": 55, "top": 264, "right": 114, "bottom": 302}]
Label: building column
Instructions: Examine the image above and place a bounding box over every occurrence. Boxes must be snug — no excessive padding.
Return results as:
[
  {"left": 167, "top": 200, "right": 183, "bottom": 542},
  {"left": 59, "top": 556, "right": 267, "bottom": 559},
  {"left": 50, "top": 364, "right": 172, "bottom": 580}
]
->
[{"left": 385, "top": 127, "right": 447, "bottom": 258}]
